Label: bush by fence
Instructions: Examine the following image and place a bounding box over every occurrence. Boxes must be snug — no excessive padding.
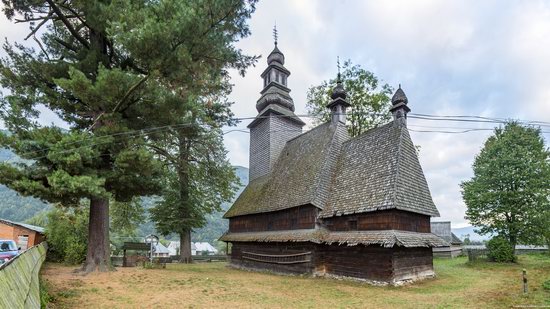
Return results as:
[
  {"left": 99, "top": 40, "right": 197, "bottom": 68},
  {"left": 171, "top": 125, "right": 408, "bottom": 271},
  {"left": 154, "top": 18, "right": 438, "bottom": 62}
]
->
[
  {"left": 0, "top": 243, "right": 48, "bottom": 309},
  {"left": 466, "top": 245, "right": 548, "bottom": 262}
]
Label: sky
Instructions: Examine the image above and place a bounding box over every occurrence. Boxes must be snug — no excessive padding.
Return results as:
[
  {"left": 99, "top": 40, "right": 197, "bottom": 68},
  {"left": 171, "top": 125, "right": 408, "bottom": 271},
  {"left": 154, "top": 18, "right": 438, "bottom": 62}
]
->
[{"left": 1, "top": 0, "right": 550, "bottom": 228}]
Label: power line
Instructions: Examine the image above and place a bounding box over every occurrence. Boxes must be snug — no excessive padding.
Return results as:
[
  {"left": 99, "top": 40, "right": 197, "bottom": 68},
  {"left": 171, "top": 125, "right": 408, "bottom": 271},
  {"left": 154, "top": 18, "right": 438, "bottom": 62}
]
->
[{"left": 2, "top": 111, "right": 549, "bottom": 163}]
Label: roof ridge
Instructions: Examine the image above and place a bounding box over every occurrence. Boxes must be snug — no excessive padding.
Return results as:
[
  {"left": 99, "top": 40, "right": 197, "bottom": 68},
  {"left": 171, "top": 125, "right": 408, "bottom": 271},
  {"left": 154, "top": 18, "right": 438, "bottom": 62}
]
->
[
  {"left": 310, "top": 122, "right": 347, "bottom": 208},
  {"left": 390, "top": 124, "right": 405, "bottom": 209}
]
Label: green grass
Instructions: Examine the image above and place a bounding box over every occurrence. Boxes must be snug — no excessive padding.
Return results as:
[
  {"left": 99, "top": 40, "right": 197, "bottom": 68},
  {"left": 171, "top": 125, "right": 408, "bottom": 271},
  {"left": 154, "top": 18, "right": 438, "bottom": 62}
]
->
[{"left": 42, "top": 253, "right": 550, "bottom": 309}]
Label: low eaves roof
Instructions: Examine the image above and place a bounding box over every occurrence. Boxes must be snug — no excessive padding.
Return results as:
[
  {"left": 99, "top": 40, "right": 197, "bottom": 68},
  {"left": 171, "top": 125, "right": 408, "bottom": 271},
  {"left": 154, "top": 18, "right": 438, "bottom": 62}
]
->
[{"left": 220, "top": 229, "right": 448, "bottom": 248}]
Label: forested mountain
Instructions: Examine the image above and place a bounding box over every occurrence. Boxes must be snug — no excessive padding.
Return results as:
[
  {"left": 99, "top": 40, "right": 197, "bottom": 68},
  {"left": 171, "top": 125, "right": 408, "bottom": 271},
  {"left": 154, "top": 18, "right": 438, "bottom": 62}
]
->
[
  {"left": 0, "top": 148, "right": 51, "bottom": 222},
  {"left": 0, "top": 143, "right": 248, "bottom": 244},
  {"left": 191, "top": 166, "right": 248, "bottom": 243},
  {"left": 135, "top": 166, "right": 249, "bottom": 243}
]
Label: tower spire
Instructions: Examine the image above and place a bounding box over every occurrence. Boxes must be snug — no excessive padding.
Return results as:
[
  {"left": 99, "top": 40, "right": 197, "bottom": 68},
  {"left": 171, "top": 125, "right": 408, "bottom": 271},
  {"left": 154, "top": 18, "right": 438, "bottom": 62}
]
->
[
  {"left": 327, "top": 59, "right": 351, "bottom": 124},
  {"left": 390, "top": 84, "right": 411, "bottom": 126}
]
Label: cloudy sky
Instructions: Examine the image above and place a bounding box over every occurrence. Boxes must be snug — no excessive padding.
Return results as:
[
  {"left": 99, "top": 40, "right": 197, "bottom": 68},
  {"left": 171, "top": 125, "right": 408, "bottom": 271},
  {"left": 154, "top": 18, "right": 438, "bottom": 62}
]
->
[{"left": 1, "top": 0, "right": 550, "bottom": 228}]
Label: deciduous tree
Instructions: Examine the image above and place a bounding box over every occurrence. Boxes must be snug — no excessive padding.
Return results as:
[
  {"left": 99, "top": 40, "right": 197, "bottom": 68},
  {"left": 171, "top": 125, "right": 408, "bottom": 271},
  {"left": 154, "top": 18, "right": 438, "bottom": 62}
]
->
[
  {"left": 461, "top": 122, "right": 550, "bottom": 250},
  {"left": 306, "top": 60, "right": 393, "bottom": 137}
]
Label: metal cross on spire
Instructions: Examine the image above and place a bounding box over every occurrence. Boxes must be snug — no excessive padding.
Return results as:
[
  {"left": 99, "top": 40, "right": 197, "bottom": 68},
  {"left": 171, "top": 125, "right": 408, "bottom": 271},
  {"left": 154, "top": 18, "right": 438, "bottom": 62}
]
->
[
  {"left": 273, "top": 23, "right": 278, "bottom": 46},
  {"left": 337, "top": 56, "right": 341, "bottom": 82}
]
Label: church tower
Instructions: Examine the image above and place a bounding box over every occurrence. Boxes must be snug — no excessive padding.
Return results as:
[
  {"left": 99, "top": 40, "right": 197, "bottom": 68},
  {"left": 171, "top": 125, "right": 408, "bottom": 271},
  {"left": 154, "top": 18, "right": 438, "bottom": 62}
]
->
[{"left": 248, "top": 28, "right": 305, "bottom": 181}]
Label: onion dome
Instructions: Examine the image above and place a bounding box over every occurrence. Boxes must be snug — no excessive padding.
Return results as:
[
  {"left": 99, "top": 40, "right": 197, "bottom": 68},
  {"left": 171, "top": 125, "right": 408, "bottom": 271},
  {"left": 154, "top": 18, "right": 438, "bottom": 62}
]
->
[
  {"left": 391, "top": 84, "right": 408, "bottom": 105},
  {"left": 331, "top": 74, "right": 347, "bottom": 100},
  {"left": 267, "top": 46, "right": 285, "bottom": 65}
]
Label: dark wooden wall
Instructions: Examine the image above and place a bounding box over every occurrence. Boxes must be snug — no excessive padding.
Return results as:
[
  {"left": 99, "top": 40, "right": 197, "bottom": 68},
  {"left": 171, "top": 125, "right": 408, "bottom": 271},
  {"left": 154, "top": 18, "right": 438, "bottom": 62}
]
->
[
  {"left": 229, "top": 205, "right": 318, "bottom": 233},
  {"left": 230, "top": 242, "right": 316, "bottom": 274},
  {"left": 323, "top": 209, "right": 430, "bottom": 233},
  {"left": 392, "top": 247, "right": 434, "bottom": 281},
  {"left": 316, "top": 244, "right": 394, "bottom": 281},
  {"left": 229, "top": 242, "right": 434, "bottom": 283}
]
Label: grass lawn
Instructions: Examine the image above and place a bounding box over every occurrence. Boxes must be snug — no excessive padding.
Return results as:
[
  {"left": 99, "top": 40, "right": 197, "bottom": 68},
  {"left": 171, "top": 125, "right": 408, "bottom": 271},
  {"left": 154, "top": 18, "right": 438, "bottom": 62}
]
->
[{"left": 41, "top": 254, "right": 550, "bottom": 309}]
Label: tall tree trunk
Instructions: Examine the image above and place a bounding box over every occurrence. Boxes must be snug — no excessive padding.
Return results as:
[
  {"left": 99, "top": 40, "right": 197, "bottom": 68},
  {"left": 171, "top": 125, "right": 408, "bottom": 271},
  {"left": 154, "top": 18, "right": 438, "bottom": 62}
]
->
[
  {"left": 81, "top": 197, "right": 111, "bottom": 273},
  {"left": 509, "top": 234, "right": 517, "bottom": 253},
  {"left": 179, "top": 230, "right": 192, "bottom": 263},
  {"left": 177, "top": 130, "right": 193, "bottom": 263}
]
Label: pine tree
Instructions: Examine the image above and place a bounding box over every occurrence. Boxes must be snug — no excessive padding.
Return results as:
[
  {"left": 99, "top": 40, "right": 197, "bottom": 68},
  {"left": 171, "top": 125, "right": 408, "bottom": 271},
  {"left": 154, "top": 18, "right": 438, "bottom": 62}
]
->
[{"left": 0, "top": 0, "right": 257, "bottom": 271}]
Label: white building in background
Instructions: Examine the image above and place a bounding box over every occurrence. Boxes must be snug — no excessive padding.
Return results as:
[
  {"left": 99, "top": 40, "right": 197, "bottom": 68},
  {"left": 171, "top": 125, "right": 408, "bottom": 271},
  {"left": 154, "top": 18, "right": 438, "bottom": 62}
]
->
[
  {"left": 152, "top": 242, "right": 170, "bottom": 257},
  {"left": 194, "top": 242, "right": 218, "bottom": 255},
  {"left": 167, "top": 241, "right": 217, "bottom": 256}
]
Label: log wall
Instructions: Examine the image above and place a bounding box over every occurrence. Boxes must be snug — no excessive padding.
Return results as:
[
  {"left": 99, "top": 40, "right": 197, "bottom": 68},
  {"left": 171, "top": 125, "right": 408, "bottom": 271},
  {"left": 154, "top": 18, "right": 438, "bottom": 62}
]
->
[
  {"left": 392, "top": 247, "right": 434, "bottom": 281},
  {"left": 230, "top": 242, "right": 316, "bottom": 274},
  {"left": 229, "top": 242, "right": 435, "bottom": 283},
  {"left": 323, "top": 210, "right": 431, "bottom": 233},
  {"left": 315, "top": 244, "right": 394, "bottom": 281},
  {"left": 229, "top": 205, "right": 318, "bottom": 233}
]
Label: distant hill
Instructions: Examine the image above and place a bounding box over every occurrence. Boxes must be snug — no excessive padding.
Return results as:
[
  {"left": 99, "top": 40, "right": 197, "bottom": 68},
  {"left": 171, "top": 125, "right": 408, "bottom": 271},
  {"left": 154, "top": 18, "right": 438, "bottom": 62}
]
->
[
  {"left": 0, "top": 143, "right": 249, "bottom": 244},
  {"left": 451, "top": 226, "right": 491, "bottom": 241},
  {"left": 0, "top": 147, "right": 51, "bottom": 222},
  {"left": 190, "top": 166, "right": 248, "bottom": 243}
]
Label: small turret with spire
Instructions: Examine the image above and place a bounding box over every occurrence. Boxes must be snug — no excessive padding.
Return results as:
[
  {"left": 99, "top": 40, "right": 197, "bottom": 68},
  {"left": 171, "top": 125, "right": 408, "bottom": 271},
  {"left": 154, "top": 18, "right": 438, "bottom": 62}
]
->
[
  {"left": 390, "top": 84, "right": 411, "bottom": 126},
  {"left": 327, "top": 57, "right": 351, "bottom": 124}
]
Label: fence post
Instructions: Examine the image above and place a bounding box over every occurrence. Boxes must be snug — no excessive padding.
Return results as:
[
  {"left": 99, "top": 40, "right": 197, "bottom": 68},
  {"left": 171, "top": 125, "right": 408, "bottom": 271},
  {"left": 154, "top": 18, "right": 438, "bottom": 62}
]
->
[{"left": 522, "top": 269, "right": 528, "bottom": 294}]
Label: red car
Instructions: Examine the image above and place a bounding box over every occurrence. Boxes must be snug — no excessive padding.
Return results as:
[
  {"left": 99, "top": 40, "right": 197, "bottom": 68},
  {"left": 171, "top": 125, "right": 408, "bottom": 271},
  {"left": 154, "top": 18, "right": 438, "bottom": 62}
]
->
[{"left": 0, "top": 240, "right": 19, "bottom": 265}]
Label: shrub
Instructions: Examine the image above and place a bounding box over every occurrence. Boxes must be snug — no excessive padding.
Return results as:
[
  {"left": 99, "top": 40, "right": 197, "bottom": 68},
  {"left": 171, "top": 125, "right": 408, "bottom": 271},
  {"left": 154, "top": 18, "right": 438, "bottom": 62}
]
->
[
  {"left": 486, "top": 236, "right": 516, "bottom": 263},
  {"left": 543, "top": 279, "right": 550, "bottom": 291},
  {"left": 45, "top": 206, "right": 88, "bottom": 265}
]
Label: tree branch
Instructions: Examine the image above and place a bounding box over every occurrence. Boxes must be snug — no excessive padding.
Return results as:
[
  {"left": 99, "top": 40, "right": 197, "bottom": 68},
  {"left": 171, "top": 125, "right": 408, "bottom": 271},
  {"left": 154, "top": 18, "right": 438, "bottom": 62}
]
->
[
  {"left": 24, "top": 11, "right": 53, "bottom": 40},
  {"left": 45, "top": 0, "right": 90, "bottom": 49},
  {"left": 112, "top": 75, "right": 149, "bottom": 113},
  {"left": 53, "top": 37, "right": 79, "bottom": 53}
]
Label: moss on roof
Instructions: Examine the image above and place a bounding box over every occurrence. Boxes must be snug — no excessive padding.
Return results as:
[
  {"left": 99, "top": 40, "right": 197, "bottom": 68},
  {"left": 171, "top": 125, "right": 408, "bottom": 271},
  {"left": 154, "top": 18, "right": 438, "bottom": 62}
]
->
[
  {"left": 225, "top": 120, "right": 440, "bottom": 219},
  {"left": 224, "top": 122, "right": 348, "bottom": 218}
]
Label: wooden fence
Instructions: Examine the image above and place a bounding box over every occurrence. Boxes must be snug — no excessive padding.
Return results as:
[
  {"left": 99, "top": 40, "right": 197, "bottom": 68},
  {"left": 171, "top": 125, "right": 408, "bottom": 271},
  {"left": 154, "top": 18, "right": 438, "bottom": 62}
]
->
[
  {"left": 0, "top": 242, "right": 47, "bottom": 309},
  {"left": 466, "top": 246, "right": 548, "bottom": 262},
  {"left": 111, "top": 254, "right": 228, "bottom": 266}
]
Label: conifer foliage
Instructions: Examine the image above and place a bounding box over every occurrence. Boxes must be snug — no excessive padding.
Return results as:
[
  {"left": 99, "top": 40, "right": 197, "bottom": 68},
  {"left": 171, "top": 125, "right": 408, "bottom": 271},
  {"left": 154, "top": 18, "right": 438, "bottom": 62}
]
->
[{"left": 0, "top": 0, "right": 258, "bottom": 271}]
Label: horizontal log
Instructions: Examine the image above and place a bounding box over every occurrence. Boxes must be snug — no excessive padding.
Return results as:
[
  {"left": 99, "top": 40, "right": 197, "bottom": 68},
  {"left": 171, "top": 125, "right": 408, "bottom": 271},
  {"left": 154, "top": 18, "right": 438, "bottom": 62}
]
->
[
  {"left": 242, "top": 251, "right": 312, "bottom": 258},
  {"left": 243, "top": 256, "right": 312, "bottom": 264}
]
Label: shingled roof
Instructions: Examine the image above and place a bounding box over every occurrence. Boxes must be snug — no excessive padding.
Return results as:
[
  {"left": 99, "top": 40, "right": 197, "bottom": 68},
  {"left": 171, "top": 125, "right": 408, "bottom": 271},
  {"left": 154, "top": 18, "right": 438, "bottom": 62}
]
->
[
  {"left": 320, "top": 122, "right": 439, "bottom": 218},
  {"left": 220, "top": 229, "right": 448, "bottom": 248},
  {"left": 224, "top": 120, "right": 439, "bottom": 219},
  {"left": 224, "top": 122, "right": 348, "bottom": 218}
]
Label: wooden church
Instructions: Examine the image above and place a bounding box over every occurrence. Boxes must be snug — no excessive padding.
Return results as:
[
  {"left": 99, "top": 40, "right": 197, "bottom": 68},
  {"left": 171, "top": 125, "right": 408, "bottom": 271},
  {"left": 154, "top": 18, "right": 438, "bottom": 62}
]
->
[{"left": 221, "top": 38, "right": 446, "bottom": 285}]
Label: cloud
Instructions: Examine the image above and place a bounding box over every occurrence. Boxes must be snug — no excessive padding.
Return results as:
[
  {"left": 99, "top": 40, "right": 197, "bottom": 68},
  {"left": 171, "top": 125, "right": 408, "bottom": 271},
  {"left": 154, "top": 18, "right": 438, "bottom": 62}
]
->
[
  {"left": 2, "top": 1, "right": 550, "bottom": 228},
  {"left": 226, "top": 0, "right": 550, "bottom": 228}
]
